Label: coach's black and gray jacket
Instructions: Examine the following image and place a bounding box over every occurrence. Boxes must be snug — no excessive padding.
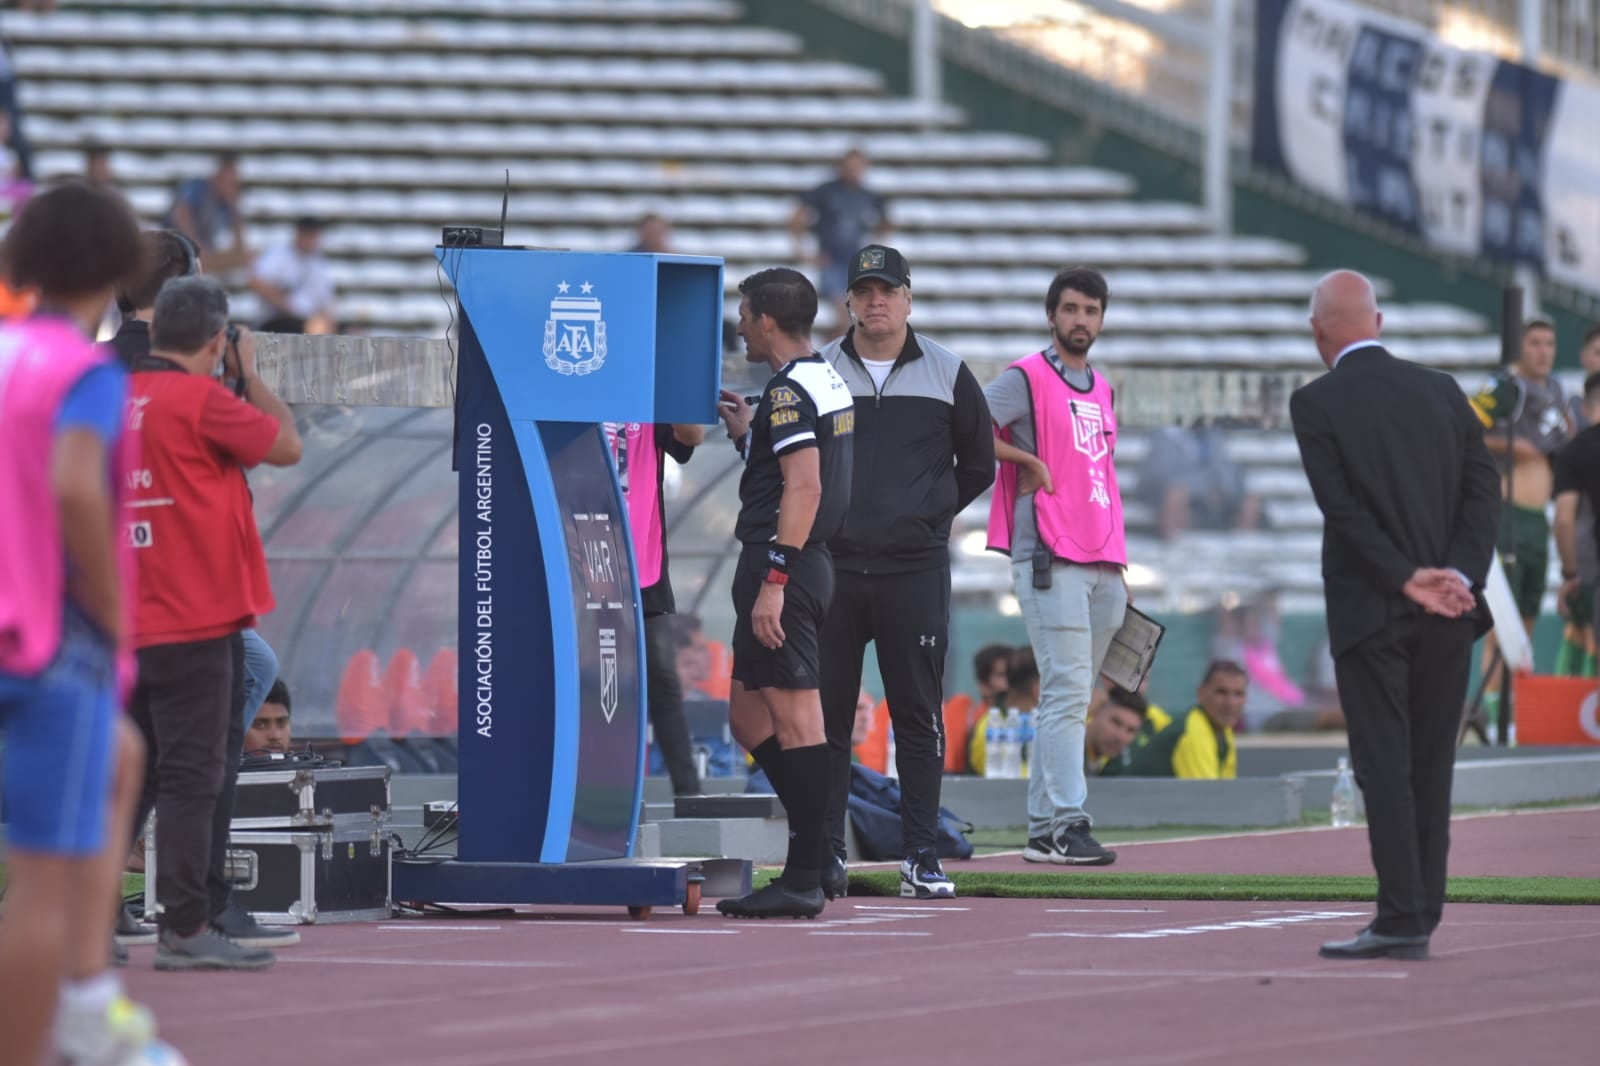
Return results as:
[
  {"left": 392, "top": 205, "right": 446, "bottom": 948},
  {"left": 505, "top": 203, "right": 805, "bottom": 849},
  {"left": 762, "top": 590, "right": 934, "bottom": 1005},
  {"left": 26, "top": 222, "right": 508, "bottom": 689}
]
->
[{"left": 821, "top": 327, "right": 995, "bottom": 574}]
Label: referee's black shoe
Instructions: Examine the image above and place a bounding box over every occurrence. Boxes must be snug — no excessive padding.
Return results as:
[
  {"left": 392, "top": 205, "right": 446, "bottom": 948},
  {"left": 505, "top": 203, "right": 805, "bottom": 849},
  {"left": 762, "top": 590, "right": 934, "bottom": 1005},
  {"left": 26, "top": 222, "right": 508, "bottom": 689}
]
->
[
  {"left": 717, "top": 881, "right": 825, "bottom": 919},
  {"left": 821, "top": 856, "right": 849, "bottom": 900}
]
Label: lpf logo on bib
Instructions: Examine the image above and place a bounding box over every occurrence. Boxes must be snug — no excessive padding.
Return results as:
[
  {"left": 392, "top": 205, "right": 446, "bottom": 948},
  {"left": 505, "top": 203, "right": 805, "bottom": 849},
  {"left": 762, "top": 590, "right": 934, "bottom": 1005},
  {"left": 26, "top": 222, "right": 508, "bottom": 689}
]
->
[
  {"left": 1071, "top": 399, "right": 1108, "bottom": 462},
  {"left": 543, "top": 281, "right": 607, "bottom": 376}
]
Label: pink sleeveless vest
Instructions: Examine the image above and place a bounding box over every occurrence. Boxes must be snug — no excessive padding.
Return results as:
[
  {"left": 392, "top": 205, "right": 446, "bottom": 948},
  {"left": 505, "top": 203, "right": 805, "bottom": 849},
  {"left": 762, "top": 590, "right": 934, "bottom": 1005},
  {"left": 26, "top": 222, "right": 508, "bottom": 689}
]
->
[
  {"left": 604, "top": 422, "right": 665, "bottom": 587},
  {"left": 986, "top": 352, "right": 1126, "bottom": 567},
  {"left": 0, "top": 316, "right": 139, "bottom": 693}
]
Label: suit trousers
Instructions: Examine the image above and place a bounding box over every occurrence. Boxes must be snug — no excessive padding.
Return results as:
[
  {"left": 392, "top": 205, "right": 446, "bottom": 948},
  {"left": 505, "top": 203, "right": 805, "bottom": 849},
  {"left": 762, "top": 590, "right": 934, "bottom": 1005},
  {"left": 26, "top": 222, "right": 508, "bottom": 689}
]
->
[
  {"left": 1334, "top": 611, "right": 1474, "bottom": 937},
  {"left": 820, "top": 567, "right": 951, "bottom": 859}
]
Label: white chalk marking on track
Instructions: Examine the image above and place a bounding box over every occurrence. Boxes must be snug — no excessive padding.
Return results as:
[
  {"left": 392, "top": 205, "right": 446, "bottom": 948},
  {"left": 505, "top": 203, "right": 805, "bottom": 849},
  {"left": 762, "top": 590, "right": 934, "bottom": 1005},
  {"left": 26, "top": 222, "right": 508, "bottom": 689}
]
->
[
  {"left": 810, "top": 930, "right": 932, "bottom": 937},
  {"left": 277, "top": 956, "right": 568, "bottom": 968},
  {"left": 1015, "top": 968, "right": 1409, "bottom": 981},
  {"left": 1046, "top": 908, "right": 1163, "bottom": 914},
  {"left": 377, "top": 924, "right": 504, "bottom": 932},
  {"left": 621, "top": 927, "right": 741, "bottom": 935}
]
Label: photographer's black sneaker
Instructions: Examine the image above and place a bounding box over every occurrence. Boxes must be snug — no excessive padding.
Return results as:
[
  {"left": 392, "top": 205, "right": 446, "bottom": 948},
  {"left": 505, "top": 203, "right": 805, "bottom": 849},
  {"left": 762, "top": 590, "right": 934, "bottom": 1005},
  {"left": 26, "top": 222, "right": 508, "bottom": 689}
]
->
[
  {"left": 1055, "top": 820, "right": 1117, "bottom": 866},
  {"left": 211, "top": 901, "right": 300, "bottom": 947},
  {"left": 1022, "top": 835, "right": 1060, "bottom": 863}
]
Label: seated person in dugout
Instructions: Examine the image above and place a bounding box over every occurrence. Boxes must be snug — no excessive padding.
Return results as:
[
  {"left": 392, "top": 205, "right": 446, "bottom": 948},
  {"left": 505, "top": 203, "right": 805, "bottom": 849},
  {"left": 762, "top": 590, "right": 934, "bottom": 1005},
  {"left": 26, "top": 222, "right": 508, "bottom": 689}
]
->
[
  {"left": 967, "top": 645, "right": 1038, "bottom": 777},
  {"left": 245, "top": 679, "right": 292, "bottom": 756},
  {"left": 1122, "top": 660, "right": 1247, "bottom": 779},
  {"left": 1087, "top": 685, "right": 1149, "bottom": 777}
]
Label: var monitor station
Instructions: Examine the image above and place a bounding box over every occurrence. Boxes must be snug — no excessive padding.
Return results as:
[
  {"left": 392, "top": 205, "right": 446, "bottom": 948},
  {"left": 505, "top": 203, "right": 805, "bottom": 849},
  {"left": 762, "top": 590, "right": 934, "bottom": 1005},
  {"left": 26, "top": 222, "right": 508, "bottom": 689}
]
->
[{"left": 388, "top": 238, "right": 748, "bottom": 916}]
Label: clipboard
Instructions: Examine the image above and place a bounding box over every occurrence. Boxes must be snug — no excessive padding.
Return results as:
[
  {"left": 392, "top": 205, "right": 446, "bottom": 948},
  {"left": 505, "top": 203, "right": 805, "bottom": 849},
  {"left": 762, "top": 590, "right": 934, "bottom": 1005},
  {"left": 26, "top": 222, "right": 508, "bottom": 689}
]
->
[{"left": 1099, "top": 605, "right": 1165, "bottom": 692}]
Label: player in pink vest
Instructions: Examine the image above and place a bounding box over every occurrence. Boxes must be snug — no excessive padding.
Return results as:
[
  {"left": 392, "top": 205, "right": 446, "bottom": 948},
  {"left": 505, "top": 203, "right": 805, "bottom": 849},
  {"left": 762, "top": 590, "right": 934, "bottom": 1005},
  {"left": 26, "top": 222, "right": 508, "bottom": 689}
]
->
[
  {"left": 0, "top": 182, "right": 185, "bottom": 1065},
  {"left": 603, "top": 420, "right": 705, "bottom": 796},
  {"left": 985, "top": 266, "right": 1129, "bottom": 867}
]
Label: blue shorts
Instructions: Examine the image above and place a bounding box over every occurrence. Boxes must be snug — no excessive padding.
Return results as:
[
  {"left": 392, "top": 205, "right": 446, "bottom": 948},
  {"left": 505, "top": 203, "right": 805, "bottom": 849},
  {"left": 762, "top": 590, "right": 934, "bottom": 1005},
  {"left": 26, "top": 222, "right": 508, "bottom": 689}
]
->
[{"left": 0, "top": 610, "right": 117, "bottom": 856}]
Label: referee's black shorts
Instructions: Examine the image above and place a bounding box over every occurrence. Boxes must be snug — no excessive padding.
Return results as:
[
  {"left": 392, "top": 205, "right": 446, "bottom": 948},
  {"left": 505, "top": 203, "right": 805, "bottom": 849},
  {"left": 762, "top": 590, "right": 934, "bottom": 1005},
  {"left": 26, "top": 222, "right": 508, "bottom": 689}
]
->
[{"left": 731, "top": 541, "right": 834, "bottom": 691}]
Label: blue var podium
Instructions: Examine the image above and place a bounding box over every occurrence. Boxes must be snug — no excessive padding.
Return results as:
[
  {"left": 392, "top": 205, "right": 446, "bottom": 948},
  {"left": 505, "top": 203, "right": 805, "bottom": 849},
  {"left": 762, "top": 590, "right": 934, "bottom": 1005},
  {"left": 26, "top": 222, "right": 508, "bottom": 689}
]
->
[{"left": 388, "top": 246, "right": 741, "bottom": 915}]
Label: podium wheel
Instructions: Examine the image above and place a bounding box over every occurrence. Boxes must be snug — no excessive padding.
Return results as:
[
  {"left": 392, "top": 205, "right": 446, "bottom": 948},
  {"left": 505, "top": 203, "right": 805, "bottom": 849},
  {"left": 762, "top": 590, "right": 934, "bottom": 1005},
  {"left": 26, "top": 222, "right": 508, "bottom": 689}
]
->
[
  {"left": 627, "top": 905, "right": 652, "bottom": 920},
  {"left": 682, "top": 881, "right": 701, "bottom": 916}
]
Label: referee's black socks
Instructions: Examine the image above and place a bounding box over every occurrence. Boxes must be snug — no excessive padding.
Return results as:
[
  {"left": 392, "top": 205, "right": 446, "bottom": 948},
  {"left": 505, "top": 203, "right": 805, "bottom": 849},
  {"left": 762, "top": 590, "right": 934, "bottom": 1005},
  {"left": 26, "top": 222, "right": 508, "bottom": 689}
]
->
[
  {"left": 749, "top": 737, "right": 789, "bottom": 805},
  {"left": 778, "top": 742, "right": 830, "bottom": 892}
]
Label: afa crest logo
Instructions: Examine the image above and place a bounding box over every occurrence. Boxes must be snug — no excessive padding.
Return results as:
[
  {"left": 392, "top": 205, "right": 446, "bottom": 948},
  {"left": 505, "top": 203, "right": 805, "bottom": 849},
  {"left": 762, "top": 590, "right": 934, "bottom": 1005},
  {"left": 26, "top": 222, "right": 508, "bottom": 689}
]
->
[{"left": 543, "top": 280, "right": 608, "bottom": 376}]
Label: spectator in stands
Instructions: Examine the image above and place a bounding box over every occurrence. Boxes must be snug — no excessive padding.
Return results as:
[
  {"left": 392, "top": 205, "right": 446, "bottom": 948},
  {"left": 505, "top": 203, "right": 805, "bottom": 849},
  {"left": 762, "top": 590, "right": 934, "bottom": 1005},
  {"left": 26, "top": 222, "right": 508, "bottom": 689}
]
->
[
  {"left": 246, "top": 679, "right": 293, "bottom": 756},
  {"left": 988, "top": 267, "right": 1127, "bottom": 867},
  {"left": 1086, "top": 685, "right": 1147, "bottom": 776},
  {"left": 1554, "top": 372, "right": 1600, "bottom": 677},
  {"left": 165, "top": 152, "right": 252, "bottom": 273},
  {"left": 111, "top": 229, "right": 201, "bottom": 370},
  {"left": 1135, "top": 419, "right": 1261, "bottom": 541},
  {"left": 0, "top": 179, "right": 181, "bottom": 1066},
  {"left": 630, "top": 212, "right": 673, "bottom": 254},
  {"left": 0, "top": 37, "right": 34, "bottom": 189},
  {"left": 251, "top": 217, "right": 336, "bottom": 334},
  {"left": 1469, "top": 320, "right": 1573, "bottom": 689},
  {"left": 83, "top": 139, "right": 114, "bottom": 186},
  {"left": 791, "top": 149, "right": 890, "bottom": 340},
  {"left": 1122, "top": 660, "right": 1246, "bottom": 779},
  {"left": 973, "top": 643, "right": 1011, "bottom": 710},
  {"left": 126, "top": 276, "right": 303, "bottom": 971}
]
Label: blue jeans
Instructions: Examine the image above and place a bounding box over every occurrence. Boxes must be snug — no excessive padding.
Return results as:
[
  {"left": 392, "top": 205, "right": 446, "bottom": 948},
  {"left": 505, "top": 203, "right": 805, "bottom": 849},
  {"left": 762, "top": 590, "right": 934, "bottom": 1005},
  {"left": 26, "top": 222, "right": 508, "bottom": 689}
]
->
[
  {"left": 1012, "top": 560, "right": 1126, "bottom": 837},
  {"left": 240, "top": 628, "right": 278, "bottom": 727}
]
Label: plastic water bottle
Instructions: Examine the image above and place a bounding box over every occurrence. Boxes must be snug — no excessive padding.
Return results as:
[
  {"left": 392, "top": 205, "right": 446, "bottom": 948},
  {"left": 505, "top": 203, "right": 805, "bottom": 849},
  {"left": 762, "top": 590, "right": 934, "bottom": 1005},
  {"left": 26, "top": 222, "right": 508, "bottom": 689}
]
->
[
  {"left": 885, "top": 728, "right": 897, "bottom": 781},
  {"left": 1331, "top": 756, "right": 1358, "bottom": 827},
  {"left": 1002, "top": 707, "right": 1023, "bottom": 779},
  {"left": 984, "top": 707, "right": 1005, "bottom": 779},
  {"left": 1018, "top": 710, "right": 1034, "bottom": 778}
]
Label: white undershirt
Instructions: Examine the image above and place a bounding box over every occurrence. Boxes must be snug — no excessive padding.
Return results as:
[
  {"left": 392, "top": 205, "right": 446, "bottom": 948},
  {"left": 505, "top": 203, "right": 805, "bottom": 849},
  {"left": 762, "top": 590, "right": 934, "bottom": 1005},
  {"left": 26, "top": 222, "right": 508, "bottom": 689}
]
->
[{"left": 862, "top": 357, "right": 895, "bottom": 390}]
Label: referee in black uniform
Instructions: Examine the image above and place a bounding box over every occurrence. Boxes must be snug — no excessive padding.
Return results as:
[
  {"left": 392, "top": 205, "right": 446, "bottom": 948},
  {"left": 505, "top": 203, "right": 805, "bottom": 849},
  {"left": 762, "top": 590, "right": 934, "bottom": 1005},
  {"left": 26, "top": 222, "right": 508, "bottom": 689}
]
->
[
  {"left": 715, "top": 268, "right": 855, "bottom": 919},
  {"left": 819, "top": 245, "right": 995, "bottom": 900}
]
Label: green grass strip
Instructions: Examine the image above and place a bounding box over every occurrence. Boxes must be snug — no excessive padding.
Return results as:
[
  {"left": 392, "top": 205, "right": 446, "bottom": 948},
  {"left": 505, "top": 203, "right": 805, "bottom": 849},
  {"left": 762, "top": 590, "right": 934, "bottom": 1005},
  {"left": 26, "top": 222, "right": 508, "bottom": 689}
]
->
[{"left": 835, "top": 871, "right": 1600, "bottom": 906}]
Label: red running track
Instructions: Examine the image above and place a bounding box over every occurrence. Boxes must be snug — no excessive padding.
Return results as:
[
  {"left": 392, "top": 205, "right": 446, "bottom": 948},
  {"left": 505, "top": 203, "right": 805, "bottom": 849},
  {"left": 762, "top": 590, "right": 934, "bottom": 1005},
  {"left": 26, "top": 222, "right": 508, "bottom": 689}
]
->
[
  {"left": 121, "top": 809, "right": 1600, "bottom": 1066},
  {"left": 956, "top": 806, "right": 1600, "bottom": 879}
]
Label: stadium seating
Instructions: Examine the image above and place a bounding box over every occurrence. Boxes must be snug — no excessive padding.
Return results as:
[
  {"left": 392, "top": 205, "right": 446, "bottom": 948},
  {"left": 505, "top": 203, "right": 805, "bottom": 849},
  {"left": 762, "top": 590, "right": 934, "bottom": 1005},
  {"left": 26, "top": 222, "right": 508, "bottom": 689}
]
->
[{"left": 2, "top": 0, "right": 1526, "bottom": 661}]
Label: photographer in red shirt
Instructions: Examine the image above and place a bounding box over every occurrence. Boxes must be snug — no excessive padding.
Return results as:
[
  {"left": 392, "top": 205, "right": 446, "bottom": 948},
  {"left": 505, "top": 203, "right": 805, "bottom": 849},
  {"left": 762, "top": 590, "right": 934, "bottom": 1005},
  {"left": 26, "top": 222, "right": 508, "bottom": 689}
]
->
[{"left": 126, "top": 275, "right": 302, "bottom": 971}]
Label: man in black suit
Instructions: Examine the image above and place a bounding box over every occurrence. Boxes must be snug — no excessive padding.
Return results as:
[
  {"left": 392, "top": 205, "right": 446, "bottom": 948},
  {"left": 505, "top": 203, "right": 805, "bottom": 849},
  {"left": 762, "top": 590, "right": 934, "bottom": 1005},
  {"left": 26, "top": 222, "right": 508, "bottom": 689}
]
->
[{"left": 1290, "top": 270, "right": 1500, "bottom": 960}]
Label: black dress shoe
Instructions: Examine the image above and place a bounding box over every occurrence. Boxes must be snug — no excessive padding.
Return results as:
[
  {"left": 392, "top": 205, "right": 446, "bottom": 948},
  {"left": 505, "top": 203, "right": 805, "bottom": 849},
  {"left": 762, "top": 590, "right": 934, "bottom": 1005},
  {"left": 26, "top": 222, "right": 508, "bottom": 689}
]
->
[
  {"left": 821, "top": 856, "right": 848, "bottom": 901},
  {"left": 716, "top": 881, "right": 825, "bottom": 919},
  {"left": 1319, "top": 927, "right": 1429, "bottom": 960}
]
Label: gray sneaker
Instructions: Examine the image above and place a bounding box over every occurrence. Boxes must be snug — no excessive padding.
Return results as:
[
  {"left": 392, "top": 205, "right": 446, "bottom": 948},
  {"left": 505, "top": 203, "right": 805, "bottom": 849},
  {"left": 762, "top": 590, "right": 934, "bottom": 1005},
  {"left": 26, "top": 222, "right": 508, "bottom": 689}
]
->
[
  {"left": 211, "top": 900, "right": 300, "bottom": 947},
  {"left": 155, "top": 927, "right": 275, "bottom": 972},
  {"left": 115, "top": 905, "right": 157, "bottom": 946}
]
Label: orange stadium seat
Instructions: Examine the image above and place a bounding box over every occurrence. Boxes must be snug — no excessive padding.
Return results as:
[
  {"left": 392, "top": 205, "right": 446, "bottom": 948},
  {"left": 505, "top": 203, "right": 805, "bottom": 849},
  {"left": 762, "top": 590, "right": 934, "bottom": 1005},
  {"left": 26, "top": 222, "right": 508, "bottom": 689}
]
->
[
  {"left": 384, "top": 648, "right": 435, "bottom": 737},
  {"left": 854, "top": 698, "right": 891, "bottom": 774},
  {"left": 696, "top": 640, "right": 732, "bottom": 701},
  {"left": 424, "top": 648, "right": 459, "bottom": 735},
  {"left": 335, "top": 649, "right": 385, "bottom": 744}
]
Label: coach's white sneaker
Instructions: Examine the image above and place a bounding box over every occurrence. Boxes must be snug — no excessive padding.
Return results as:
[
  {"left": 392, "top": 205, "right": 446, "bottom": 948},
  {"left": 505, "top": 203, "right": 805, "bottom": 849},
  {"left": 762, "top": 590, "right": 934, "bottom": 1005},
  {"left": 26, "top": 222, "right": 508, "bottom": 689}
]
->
[{"left": 900, "top": 848, "right": 957, "bottom": 899}]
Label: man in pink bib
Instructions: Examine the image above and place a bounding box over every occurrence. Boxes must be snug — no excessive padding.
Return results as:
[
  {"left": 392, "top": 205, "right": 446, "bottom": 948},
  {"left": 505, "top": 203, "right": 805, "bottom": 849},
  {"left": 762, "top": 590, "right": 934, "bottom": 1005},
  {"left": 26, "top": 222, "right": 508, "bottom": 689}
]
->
[{"left": 985, "top": 267, "right": 1127, "bottom": 866}]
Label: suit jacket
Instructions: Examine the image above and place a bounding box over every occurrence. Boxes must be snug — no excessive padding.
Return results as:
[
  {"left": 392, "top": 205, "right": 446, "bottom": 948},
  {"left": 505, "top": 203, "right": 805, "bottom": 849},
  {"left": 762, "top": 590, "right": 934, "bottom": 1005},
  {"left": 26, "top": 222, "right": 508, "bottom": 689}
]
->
[{"left": 1290, "top": 345, "right": 1501, "bottom": 657}]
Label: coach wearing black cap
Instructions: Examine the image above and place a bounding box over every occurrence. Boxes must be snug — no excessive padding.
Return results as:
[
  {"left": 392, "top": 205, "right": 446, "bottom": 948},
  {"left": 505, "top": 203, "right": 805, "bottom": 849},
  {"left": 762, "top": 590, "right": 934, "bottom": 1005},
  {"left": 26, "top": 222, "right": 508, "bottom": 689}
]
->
[{"left": 818, "top": 245, "right": 995, "bottom": 900}]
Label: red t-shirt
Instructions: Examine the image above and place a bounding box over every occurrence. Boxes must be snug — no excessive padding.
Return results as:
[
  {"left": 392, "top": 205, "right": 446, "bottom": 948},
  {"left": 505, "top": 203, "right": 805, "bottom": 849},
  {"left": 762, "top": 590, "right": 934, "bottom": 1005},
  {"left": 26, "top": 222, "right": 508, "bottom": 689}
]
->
[{"left": 128, "top": 371, "right": 280, "bottom": 648}]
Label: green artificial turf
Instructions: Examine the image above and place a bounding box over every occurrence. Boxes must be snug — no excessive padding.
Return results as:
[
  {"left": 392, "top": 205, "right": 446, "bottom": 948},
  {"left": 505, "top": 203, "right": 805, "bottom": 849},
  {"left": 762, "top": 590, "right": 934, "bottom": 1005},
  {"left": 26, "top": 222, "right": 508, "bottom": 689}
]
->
[{"left": 837, "top": 870, "right": 1600, "bottom": 906}]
